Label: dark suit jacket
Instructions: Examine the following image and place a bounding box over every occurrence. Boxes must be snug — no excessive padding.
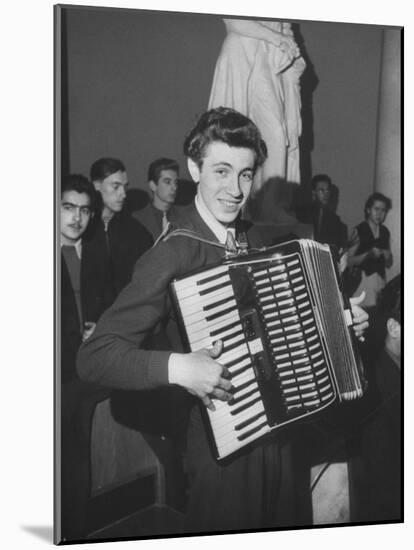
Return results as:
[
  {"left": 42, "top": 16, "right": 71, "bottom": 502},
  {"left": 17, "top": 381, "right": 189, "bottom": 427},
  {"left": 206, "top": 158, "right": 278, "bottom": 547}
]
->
[
  {"left": 84, "top": 211, "right": 154, "bottom": 308},
  {"left": 297, "top": 202, "right": 347, "bottom": 252},
  {"left": 61, "top": 245, "right": 108, "bottom": 384},
  {"left": 132, "top": 203, "right": 185, "bottom": 241}
]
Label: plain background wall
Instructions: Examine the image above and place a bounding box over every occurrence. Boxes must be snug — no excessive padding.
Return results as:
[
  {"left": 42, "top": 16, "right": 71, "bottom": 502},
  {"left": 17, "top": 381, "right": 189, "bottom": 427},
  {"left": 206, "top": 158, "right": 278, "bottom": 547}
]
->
[{"left": 65, "top": 6, "right": 389, "bottom": 238}]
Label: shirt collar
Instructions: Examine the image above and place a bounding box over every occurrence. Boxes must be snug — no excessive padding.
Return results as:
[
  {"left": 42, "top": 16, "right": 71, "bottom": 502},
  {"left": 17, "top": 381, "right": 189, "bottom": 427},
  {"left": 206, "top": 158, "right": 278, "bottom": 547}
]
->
[
  {"left": 61, "top": 239, "right": 82, "bottom": 259},
  {"left": 195, "top": 191, "right": 235, "bottom": 245}
]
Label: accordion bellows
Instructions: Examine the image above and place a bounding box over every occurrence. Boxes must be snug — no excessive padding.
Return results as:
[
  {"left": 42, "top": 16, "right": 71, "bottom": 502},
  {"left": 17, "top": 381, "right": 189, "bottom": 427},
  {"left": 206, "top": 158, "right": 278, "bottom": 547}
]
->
[{"left": 170, "top": 240, "right": 365, "bottom": 460}]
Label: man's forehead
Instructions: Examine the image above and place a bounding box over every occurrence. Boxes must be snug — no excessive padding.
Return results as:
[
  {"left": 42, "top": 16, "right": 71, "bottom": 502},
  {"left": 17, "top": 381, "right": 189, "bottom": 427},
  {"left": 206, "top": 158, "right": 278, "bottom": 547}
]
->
[
  {"left": 159, "top": 169, "right": 178, "bottom": 180},
  {"left": 62, "top": 190, "right": 90, "bottom": 205},
  {"left": 203, "top": 141, "right": 255, "bottom": 168},
  {"left": 103, "top": 170, "right": 128, "bottom": 185},
  {"left": 315, "top": 182, "right": 330, "bottom": 191}
]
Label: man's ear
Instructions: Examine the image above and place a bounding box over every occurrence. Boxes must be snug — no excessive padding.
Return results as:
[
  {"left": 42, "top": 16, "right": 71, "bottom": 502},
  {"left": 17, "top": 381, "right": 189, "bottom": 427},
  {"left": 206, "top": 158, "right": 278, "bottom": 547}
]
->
[
  {"left": 148, "top": 180, "right": 157, "bottom": 194},
  {"left": 187, "top": 158, "right": 201, "bottom": 183},
  {"left": 387, "top": 317, "right": 401, "bottom": 339}
]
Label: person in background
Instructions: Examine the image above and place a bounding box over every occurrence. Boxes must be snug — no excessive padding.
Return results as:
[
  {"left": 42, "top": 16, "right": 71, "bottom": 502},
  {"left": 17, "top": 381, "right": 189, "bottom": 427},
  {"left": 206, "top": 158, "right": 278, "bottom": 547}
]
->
[
  {"left": 60, "top": 174, "right": 108, "bottom": 540},
  {"left": 133, "top": 157, "right": 181, "bottom": 241},
  {"left": 358, "top": 274, "right": 401, "bottom": 522},
  {"left": 88, "top": 157, "right": 153, "bottom": 307},
  {"left": 77, "top": 107, "right": 369, "bottom": 534},
  {"left": 347, "top": 192, "right": 393, "bottom": 308},
  {"left": 298, "top": 174, "right": 347, "bottom": 257}
]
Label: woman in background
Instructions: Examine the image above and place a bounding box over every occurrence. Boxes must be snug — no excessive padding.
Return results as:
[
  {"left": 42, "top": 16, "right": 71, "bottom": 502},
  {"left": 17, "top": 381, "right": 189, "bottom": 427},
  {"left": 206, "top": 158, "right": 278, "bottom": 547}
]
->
[{"left": 347, "top": 192, "right": 393, "bottom": 308}]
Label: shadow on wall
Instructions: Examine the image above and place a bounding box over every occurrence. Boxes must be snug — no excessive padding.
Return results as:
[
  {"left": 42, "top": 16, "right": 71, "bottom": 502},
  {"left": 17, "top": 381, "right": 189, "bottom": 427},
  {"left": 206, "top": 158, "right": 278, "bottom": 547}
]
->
[
  {"left": 247, "top": 177, "right": 303, "bottom": 224},
  {"left": 293, "top": 23, "right": 319, "bottom": 202}
]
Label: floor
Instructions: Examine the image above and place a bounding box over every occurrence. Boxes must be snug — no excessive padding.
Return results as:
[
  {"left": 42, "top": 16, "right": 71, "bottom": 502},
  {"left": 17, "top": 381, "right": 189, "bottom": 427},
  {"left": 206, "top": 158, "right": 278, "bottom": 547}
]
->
[{"left": 87, "top": 505, "right": 185, "bottom": 541}]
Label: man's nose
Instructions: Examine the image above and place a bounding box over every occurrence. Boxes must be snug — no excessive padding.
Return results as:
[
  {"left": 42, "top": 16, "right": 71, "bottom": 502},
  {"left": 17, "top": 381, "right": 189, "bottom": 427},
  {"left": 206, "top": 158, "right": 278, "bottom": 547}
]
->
[
  {"left": 226, "top": 174, "right": 242, "bottom": 196},
  {"left": 73, "top": 207, "right": 81, "bottom": 221},
  {"left": 119, "top": 186, "right": 126, "bottom": 199}
]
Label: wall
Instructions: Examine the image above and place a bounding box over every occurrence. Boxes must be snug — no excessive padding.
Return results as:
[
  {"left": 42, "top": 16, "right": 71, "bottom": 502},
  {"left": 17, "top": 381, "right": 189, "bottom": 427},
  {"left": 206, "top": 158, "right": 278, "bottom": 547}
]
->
[
  {"left": 65, "top": 8, "right": 396, "bottom": 240},
  {"left": 298, "top": 20, "right": 383, "bottom": 236},
  {"left": 65, "top": 6, "right": 224, "bottom": 195}
]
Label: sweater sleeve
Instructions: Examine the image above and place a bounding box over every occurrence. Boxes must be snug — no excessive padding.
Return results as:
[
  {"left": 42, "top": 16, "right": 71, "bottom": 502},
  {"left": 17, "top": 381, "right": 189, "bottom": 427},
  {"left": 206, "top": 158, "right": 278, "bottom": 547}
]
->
[{"left": 77, "top": 239, "right": 186, "bottom": 390}]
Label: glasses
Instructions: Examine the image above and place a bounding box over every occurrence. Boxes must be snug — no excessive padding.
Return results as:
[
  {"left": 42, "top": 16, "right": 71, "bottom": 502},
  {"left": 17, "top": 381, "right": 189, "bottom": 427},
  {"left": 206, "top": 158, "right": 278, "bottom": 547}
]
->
[{"left": 61, "top": 202, "right": 91, "bottom": 217}]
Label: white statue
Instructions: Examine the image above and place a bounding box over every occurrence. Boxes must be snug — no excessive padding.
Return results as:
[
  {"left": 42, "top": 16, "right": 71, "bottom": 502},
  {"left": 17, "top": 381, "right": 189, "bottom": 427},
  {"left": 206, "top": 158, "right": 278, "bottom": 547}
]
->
[{"left": 208, "top": 19, "right": 306, "bottom": 218}]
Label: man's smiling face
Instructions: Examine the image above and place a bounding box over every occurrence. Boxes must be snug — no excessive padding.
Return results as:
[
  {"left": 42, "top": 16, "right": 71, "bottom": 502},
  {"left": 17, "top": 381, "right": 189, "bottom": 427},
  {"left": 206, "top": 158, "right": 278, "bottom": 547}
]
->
[{"left": 188, "top": 141, "right": 255, "bottom": 226}]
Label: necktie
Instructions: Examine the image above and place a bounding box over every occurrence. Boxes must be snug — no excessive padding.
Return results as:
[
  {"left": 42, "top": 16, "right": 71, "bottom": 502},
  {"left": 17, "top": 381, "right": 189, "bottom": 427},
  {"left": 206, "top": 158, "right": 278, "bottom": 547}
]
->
[
  {"left": 225, "top": 230, "right": 238, "bottom": 257},
  {"left": 162, "top": 211, "right": 169, "bottom": 231},
  {"left": 316, "top": 207, "right": 323, "bottom": 241}
]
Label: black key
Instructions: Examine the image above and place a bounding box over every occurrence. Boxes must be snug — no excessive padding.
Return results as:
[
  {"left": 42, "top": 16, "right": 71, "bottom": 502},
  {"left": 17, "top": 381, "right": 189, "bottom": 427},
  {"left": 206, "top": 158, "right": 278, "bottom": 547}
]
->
[
  {"left": 235, "top": 411, "right": 266, "bottom": 431},
  {"left": 231, "top": 378, "right": 257, "bottom": 395},
  {"left": 230, "top": 362, "right": 252, "bottom": 379},
  {"left": 205, "top": 304, "right": 237, "bottom": 322},
  {"left": 199, "top": 280, "right": 232, "bottom": 297},
  {"left": 229, "top": 386, "right": 258, "bottom": 406},
  {"left": 226, "top": 353, "right": 250, "bottom": 369},
  {"left": 203, "top": 295, "right": 234, "bottom": 312},
  {"left": 230, "top": 395, "right": 262, "bottom": 416},
  {"left": 210, "top": 320, "right": 241, "bottom": 338},
  {"left": 197, "top": 271, "right": 228, "bottom": 287},
  {"left": 237, "top": 420, "right": 268, "bottom": 441}
]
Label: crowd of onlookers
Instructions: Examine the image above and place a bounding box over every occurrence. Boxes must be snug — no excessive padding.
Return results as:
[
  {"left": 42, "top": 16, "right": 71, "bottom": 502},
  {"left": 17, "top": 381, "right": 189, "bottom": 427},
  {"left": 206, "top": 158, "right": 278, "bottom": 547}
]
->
[{"left": 60, "top": 157, "right": 400, "bottom": 539}]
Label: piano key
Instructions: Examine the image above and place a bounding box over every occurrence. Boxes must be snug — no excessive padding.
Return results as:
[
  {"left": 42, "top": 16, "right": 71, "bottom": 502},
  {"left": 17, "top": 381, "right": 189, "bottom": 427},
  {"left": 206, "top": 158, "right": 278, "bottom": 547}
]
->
[
  {"left": 216, "top": 421, "right": 269, "bottom": 457},
  {"left": 187, "top": 309, "right": 239, "bottom": 339},
  {"left": 210, "top": 400, "right": 264, "bottom": 436},
  {"left": 210, "top": 319, "right": 241, "bottom": 339},
  {"left": 231, "top": 377, "right": 257, "bottom": 396},
  {"left": 229, "top": 388, "right": 261, "bottom": 410},
  {"left": 205, "top": 304, "right": 238, "bottom": 323},
  {"left": 174, "top": 267, "right": 229, "bottom": 296},
  {"left": 229, "top": 383, "right": 260, "bottom": 405},
  {"left": 199, "top": 279, "right": 233, "bottom": 297},
  {"left": 235, "top": 410, "right": 267, "bottom": 432},
  {"left": 178, "top": 283, "right": 233, "bottom": 309},
  {"left": 231, "top": 368, "right": 255, "bottom": 388},
  {"left": 222, "top": 334, "right": 246, "bottom": 352},
  {"left": 226, "top": 353, "right": 250, "bottom": 369},
  {"left": 183, "top": 298, "right": 237, "bottom": 325},
  {"left": 231, "top": 394, "right": 262, "bottom": 416},
  {"left": 196, "top": 268, "right": 231, "bottom": 287},
  {"left": 220, "top": 343, "right": 249, "bottom": 365},
  {"left": 230, "top": 361, "right": 253, "bottom": 379},
  {"left": 214, "top": 403, "right": 266, "bottom": 439},
  {"left": 203, "top": 294, "right": 236, "bottom": 312}
]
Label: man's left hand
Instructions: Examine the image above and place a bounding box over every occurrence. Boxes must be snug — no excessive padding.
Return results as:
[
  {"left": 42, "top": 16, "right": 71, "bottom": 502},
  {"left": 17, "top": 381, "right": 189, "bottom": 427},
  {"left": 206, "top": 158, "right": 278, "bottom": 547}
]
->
[{"left": 349, "top": 291, "right": 369, "bottom": 342}]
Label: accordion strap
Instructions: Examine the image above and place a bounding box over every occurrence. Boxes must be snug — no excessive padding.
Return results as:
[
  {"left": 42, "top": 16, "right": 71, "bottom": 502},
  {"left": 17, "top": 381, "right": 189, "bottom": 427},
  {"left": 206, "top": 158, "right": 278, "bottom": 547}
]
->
[{"left": 154, "top": 224, "right": 251, "bottom": 257}]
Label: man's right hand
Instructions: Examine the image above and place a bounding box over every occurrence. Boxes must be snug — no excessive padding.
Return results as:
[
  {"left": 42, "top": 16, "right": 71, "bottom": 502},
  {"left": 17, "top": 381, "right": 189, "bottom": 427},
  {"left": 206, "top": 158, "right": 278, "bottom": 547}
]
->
[{"left": 168, "top": 340, "right": 233, "bottom": 411}]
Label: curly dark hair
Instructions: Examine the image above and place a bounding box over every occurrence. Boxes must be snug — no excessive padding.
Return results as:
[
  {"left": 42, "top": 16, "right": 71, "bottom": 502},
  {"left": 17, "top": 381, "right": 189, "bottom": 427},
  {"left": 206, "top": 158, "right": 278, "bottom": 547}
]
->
[{"left": 183, "top": 107, "right": 267, "bottom": 171}]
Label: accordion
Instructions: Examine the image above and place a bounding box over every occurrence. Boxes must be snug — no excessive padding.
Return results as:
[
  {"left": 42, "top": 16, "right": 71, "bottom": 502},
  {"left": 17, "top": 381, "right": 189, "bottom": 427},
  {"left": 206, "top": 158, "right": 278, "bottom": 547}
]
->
[{"left": 170, "top": 239, "right": 366, "bottom": 460}]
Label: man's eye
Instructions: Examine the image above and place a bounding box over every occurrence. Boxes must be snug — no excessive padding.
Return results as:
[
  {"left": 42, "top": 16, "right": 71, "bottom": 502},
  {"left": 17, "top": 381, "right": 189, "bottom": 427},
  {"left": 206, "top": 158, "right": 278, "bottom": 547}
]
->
[
  {"left": 81, "top": 208, "right": 91, "bottom": 216},
  {"left": 216, "top": 169, "right": 228, "bottom": 177},
  {"left": 62, "top": 204, "right": 74, "bottom": 212},
  {"left": 241, "top": 172, "right": 253, "bottom": 182}
]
